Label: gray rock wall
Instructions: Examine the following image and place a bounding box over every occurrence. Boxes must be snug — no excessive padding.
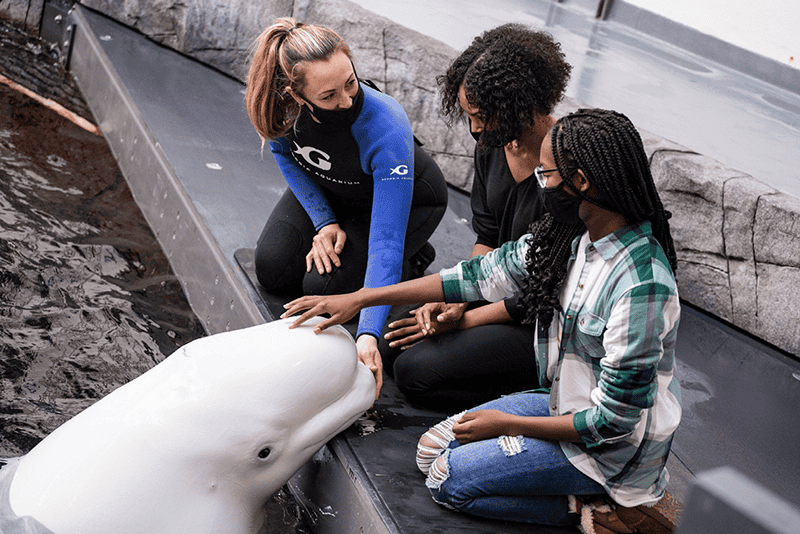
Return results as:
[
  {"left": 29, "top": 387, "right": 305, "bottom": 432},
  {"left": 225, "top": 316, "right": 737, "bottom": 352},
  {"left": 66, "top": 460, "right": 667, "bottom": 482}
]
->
[
  {"left": 1, "top": 0, "right": 46, "bottom": 31},
  {"left": 645, "top": 138, "right": 800, "bottom": 355},
  {"left": 5, "top": 0, "right": 800, "bottom": 355}
]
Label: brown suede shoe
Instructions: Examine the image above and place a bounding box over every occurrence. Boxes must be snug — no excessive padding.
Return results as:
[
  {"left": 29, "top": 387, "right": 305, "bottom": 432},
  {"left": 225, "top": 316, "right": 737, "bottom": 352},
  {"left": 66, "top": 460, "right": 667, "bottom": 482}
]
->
[{"left": 572, "top": 492, "right": 680, "bottom": 534}]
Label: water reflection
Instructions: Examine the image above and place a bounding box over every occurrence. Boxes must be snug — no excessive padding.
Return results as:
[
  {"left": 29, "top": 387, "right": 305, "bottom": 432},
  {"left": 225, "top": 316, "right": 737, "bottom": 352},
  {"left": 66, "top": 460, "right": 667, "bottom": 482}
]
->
[
  {"left": 0, "top": 86, "right": 205, "bottom": 455},
  {"left": 0, "top": 85, "right": 307, "bottom": 533}
]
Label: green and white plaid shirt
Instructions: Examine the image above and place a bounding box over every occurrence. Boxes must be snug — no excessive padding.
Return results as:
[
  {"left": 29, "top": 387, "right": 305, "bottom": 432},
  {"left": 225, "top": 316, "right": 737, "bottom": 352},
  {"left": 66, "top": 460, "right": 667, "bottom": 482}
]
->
[{"left": 440, "top": 221, "right": 682, "bottom": 506}]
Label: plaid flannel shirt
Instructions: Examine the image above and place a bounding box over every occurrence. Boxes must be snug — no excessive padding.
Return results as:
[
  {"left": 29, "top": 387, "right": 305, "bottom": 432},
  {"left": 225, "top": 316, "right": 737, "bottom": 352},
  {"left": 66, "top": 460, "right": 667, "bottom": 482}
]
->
[{"left": 440, "top": 221, "right": 682, "bottom": 506}]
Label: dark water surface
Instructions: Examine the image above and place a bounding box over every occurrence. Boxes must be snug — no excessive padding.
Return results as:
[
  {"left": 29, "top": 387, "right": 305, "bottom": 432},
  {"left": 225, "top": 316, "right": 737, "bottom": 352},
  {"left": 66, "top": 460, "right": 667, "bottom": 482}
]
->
[
  {"left": 0, "top": 83, "right": 208, "bottom": 455},
  {"left": 0, "top": 21, "right": 308, "bottom": 533}
]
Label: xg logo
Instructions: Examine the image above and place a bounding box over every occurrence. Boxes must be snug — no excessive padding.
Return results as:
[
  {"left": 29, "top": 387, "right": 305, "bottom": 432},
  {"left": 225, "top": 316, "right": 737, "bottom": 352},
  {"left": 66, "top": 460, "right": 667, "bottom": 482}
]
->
[
  {"left": 390, "top": 165, "right": 409, "bottom": 176},
  {"left": 293, "top": 142, "right": 332, "bottom": 171}
]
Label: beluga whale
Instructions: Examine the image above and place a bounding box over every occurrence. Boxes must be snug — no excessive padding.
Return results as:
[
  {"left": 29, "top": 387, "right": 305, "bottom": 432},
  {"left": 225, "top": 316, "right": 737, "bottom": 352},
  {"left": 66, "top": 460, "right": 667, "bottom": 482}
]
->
[{"left": 0, "top": 318, "right": 375, "bottom": 534}]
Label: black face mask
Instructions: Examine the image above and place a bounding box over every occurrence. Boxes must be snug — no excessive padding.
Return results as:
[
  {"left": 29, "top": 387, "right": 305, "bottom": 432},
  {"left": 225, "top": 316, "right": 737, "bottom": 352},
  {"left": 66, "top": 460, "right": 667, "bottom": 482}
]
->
[
  {"left": 538, "top": 181, "right": 583, "bottom": 224},
  {"left": 304, "top": 81, "right": 364, "bottom": 128}
]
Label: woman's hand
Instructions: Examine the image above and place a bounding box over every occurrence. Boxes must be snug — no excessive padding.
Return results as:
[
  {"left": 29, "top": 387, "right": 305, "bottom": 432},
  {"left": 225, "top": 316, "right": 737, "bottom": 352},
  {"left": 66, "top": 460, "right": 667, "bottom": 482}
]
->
[
  {"left": 357, "top": 335, "right": 383, "bottom": 401},
  {"left": 383, "top": 315, "right": 427, "bottom": 350},
  {"left": 307, "top": 223, "right": 347, "bottom": 275},
  {"left": 452, "top": 410, "right": 514, "bottom": 443},
  {"left": 414, "top": 302, "right": 468, "bottom": 334},
  {"left": 281, "top": 290, "right": 364, "bottom": 331},
  {"left": 384, "top": 304, "right": 461, "bottom": 350}
]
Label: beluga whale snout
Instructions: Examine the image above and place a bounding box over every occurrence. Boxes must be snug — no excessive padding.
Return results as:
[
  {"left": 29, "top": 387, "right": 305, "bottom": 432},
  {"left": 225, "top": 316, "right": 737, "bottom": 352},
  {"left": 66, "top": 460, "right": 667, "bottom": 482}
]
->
[{"left": 2, "top": 318, "right": 375, "bottom": 534}]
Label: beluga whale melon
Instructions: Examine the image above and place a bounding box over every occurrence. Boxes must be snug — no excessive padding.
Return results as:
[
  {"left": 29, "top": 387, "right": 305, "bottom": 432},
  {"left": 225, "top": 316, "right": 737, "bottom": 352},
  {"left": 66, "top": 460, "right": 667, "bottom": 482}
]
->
[{"left": 0, "top": 318, "right": 375, "bottom": 534}]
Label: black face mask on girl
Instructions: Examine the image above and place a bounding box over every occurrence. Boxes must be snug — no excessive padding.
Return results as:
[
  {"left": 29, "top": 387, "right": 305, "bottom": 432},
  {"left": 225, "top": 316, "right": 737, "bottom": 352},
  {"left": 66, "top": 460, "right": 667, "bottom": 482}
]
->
[
  {"left": 304, "top": 80, "right": 365, "bottom": 128},
  {"left": 538, "top": 181, "right": 583, "bottom": 225}
]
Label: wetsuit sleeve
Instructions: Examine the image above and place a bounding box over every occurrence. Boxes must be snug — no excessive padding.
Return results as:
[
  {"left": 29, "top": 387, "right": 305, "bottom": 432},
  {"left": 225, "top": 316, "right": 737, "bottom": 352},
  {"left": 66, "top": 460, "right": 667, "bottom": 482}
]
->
[
  {"left": 270, "top": 137, "right": 337, "bottom": 230},
  {"left": 353, "top": 91, "right": 415, "bottom": 338},
  {"left": 470, "top": 146, "right": 499, "bottom": 248}
]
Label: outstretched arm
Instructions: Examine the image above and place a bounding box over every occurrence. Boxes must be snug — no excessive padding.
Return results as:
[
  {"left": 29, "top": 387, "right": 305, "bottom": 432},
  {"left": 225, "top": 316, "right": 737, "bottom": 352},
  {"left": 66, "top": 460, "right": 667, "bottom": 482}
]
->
[
  {"left": 281, "top": 273, "right": 446, "bottom": 333},
  {"left": 414, "top": 242, "right": 493, "bottom": 326},
  {"left": 283, "top": 234, "right": 532, "bottom": 333}
]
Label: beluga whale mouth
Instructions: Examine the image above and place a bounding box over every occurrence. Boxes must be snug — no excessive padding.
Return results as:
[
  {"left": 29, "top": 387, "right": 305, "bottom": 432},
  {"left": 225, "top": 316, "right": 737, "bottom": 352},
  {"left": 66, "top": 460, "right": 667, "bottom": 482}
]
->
[{"left": 1, "top": 317, "right": 376, "bottom": 534}]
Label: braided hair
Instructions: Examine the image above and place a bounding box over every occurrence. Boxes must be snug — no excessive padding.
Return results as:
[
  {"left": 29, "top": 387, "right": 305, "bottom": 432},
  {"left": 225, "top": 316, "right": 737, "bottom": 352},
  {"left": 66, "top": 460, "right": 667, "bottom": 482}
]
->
[
  {"left": 521, "top": 108, "right": 677, "bottom": 326},
  {"left": 552, "top": 108, "right": 677, "bottom": 271}
]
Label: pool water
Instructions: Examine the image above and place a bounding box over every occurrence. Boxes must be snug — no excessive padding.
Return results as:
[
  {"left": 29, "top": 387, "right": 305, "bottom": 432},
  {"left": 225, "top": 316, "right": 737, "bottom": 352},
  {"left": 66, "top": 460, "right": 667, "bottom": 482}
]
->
[
  {"left": 0, "top": 24, "right": 308, "bottom": 533},
  {"left": 0, "top": 83, "right": 207, "bottom": 455}
]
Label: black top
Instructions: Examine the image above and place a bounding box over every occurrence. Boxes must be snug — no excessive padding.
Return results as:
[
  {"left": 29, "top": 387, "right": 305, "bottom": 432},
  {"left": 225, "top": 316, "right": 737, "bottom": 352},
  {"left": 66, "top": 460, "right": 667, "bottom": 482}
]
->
[
  {"left": 470, "top": 144, "right": 544, "bottom": 324},
  {"left": 470, "top": 145, "right": 543, "bottom": 248}
]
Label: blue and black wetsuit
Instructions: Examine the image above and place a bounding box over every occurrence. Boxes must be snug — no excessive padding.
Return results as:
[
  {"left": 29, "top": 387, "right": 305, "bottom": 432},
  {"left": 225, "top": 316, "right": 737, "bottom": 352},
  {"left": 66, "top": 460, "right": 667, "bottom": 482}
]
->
[{"left": 255, "top": 82, "right": 447, "bottom": 339}]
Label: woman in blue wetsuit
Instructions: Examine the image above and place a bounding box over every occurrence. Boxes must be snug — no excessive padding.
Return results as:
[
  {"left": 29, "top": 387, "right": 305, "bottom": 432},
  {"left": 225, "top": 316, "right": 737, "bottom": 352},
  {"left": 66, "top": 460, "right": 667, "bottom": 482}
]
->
[{"left": 245, "top": 18, "right": 447, "bottom": 397}]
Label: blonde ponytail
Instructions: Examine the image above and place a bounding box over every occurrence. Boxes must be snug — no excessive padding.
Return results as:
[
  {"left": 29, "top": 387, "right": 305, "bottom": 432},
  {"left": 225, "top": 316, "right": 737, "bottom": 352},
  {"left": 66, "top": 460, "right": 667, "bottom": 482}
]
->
[{"left": 246, "top": 18, "right": 351, "bottom": 141}]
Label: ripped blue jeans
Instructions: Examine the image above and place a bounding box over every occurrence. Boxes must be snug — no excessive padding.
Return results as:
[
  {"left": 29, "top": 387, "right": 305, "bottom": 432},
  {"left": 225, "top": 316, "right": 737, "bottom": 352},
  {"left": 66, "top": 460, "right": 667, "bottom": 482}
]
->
[{"left": 417, "top": 393, "right": 604, "bottom": 526}]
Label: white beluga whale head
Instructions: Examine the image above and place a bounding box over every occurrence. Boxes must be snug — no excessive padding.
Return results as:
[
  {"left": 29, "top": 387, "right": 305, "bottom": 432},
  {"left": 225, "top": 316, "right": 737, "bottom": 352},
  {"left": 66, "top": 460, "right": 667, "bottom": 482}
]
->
[{"left": 4, "top": 318, "right": 375, "bottom": 534}]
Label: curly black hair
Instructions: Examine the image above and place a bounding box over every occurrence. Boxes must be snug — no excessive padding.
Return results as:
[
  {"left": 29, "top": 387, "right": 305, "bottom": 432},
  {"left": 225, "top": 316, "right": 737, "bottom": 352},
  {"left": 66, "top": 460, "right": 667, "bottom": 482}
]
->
[
  {"left": 438, "top": 23, "right": 571, "bottom": 147},
  {"left": 520, "top": 215, "right": 585, "bottom": 326}
]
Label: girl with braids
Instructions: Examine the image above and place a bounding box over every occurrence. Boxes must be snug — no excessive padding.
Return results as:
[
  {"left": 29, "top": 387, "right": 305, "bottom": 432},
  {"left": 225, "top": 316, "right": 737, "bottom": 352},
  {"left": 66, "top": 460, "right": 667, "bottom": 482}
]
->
[
  {"left": 245, "top": 18, "right": 447, "bottom": 398},
  {"left": 379, "top": 23, "right": 573, "bottom": 411},
  {"left": 282, "top": 108, "right": 682, "bottom": 533}
]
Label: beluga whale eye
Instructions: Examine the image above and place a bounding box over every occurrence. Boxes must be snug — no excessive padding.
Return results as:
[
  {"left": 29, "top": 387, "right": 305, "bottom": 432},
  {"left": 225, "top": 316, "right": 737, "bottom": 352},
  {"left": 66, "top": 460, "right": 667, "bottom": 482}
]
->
[{"left": 258, "top": 448, "right": 271, "bottom": 460}]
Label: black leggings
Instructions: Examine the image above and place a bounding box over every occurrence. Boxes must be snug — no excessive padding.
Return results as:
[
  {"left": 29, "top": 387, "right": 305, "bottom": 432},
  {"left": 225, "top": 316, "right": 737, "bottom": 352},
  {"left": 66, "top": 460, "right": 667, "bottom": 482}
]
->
[
  {"left": 378, "top": 310, "right": 540, "bottom": 413},
  {"left": 255, "top": 144, "right": 447, "bottom": 296}
]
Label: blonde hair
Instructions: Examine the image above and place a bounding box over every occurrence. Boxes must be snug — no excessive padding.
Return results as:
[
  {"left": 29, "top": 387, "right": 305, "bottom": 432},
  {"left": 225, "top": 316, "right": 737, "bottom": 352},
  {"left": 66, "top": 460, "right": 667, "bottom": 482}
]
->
[{"left": 246, "top": 18, "right": 351, "bottom": 141}]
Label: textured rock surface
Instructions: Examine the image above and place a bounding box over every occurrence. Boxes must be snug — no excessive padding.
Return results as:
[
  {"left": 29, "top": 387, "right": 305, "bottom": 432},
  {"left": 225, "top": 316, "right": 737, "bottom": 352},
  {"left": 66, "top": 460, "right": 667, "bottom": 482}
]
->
[
  {"left": 752, "top": 194, "right": 800, "bottom": 351},
  {"left": 650, "top": 147, "right": 800, "bottom": 354},
  {"left": 3, "top": 0, "right": 800, "bottom": 354},
  {"left": 0, "top": 0, "right": 45, "bottom": 33}
]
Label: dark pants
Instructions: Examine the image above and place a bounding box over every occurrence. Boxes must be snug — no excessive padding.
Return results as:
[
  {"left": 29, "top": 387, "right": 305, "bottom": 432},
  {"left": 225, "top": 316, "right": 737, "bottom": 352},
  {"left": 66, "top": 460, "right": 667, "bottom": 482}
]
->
[
  {"left": 379, "top": 314, "right": 540, "bottom": 413},
  {"left": 255, "top": 144, "right": 447, "bottom": 296}
]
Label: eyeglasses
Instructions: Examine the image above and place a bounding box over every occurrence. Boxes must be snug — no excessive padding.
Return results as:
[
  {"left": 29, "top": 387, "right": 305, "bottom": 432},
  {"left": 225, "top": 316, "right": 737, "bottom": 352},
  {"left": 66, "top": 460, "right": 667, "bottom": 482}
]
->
[{"left": 534, "top": 165, "right": 559, "bottom": 188}]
